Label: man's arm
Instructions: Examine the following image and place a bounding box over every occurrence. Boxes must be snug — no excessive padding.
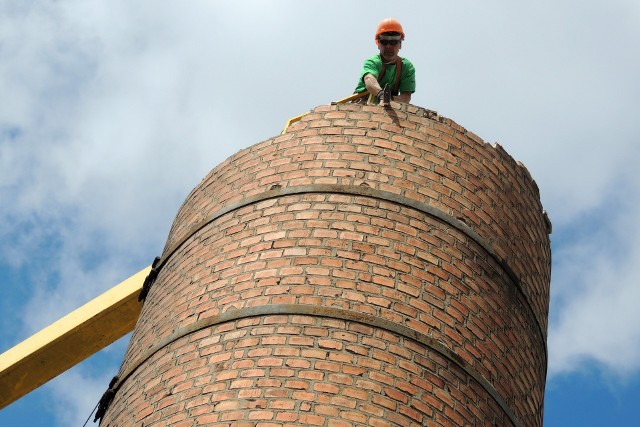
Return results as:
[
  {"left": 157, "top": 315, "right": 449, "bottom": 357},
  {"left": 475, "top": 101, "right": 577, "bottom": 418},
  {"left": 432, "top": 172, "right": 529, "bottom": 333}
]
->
[
  {"left": 363, "top": 73, "right": 383, "bottom": 100},
  {"left": 365, "top": 74, "right": 412, "bottom": 104}
]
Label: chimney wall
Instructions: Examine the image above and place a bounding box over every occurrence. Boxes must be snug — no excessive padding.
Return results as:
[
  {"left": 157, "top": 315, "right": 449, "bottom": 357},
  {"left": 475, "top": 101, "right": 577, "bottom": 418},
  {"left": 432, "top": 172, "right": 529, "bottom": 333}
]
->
[{"left": 102, "top": 103, "right": 551, "bottom": 427}]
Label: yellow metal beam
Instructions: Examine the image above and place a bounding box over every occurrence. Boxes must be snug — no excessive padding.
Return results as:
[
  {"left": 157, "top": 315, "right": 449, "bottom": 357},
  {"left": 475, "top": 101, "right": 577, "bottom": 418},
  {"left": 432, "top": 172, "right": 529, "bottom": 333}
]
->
[
  {"left": 0, "top": 266, "right": 150, "bottom": 409},
  {"left": 331, "top": 91, "right": 370, "bottom": 105},
  {"left": 281, "top": 91, "right": 369, "bottom": 134}
]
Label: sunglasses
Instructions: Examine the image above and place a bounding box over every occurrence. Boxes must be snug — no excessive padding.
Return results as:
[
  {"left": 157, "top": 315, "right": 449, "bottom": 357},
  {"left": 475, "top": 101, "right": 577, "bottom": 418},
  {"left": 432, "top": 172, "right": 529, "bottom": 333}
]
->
[{"left": 379, "top": 39, "right": 400, "bottom": 46}]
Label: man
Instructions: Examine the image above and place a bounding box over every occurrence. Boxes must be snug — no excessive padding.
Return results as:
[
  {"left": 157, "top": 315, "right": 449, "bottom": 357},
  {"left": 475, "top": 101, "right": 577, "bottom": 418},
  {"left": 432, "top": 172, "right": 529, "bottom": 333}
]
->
[{"left": 354, "top": 18, "right": 416, "bottom": 106}]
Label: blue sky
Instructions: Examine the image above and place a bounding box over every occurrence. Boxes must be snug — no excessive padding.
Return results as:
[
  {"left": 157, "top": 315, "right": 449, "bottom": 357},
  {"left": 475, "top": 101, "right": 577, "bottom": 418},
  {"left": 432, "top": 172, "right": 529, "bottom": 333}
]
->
[{"left": 1, "top": 1, "right": 639, "bottom": 425}]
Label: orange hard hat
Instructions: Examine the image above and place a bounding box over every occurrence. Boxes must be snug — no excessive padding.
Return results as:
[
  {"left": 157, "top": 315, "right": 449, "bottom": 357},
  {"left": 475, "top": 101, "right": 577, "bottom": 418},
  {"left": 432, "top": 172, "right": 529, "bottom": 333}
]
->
[{"left": 375, "top": 18, "right": 405, "bottom": 43}]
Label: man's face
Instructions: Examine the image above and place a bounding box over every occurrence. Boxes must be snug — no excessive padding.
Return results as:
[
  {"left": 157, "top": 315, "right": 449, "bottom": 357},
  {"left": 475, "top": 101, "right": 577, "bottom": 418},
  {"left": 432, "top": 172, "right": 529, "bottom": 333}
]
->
[{"left": 377, "top": 34, "right": 402, "bottom": 62}]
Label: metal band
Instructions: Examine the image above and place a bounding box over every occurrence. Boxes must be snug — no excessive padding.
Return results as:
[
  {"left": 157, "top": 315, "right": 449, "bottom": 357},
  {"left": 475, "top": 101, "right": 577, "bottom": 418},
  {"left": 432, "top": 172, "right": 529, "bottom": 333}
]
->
[
  {"left": 151, "top": 184, "right": 547, "bottom": 366},
  {"left": 112, "top": 304, "right": 522, "bottom": 427}
]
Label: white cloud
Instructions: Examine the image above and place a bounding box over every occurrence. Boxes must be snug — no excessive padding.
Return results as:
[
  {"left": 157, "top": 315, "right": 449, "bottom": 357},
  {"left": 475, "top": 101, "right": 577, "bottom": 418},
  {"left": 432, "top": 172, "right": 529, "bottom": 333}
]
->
[
  {"left": 417, "top": 0, "right": 640, "bottom": 224},
  {"left": 44, "top": 338, "right": 127, "bottom": 427},
  {"left": 548, "top": 179, "right": 640, "bottom": 378}
]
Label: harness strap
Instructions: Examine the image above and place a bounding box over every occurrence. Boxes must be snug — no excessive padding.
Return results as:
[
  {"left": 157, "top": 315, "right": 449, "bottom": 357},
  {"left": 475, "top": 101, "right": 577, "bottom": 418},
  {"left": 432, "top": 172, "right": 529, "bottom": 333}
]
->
[
  {"left": 378, "top": 56, "right": 403, "bottom": 95},
  {"left": 393, "top": 56, "right": 402, "bottom": 94}
]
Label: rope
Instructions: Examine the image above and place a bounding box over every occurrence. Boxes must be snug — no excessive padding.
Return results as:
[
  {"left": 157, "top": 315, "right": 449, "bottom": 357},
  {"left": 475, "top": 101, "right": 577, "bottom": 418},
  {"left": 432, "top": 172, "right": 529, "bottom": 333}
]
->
[{"left": 81, "top": 400, "right": 99, "bottom": 427}]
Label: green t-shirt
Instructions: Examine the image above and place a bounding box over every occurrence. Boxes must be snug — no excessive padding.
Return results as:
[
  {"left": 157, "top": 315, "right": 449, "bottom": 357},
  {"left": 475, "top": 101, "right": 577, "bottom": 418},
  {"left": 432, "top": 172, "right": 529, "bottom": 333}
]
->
[{"left": 354, "top": 54, "right": 416, "bottom": 94}]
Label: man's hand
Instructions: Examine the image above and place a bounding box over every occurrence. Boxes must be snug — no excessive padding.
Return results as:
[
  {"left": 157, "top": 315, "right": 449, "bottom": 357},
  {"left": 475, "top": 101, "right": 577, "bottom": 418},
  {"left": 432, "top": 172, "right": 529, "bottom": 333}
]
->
[{"left": 377, "top": 84, "right": 392, "bottom": 107}]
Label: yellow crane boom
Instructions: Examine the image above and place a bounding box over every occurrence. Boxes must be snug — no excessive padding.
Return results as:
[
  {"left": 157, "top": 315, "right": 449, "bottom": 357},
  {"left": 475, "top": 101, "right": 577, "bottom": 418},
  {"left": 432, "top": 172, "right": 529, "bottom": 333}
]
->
[{"left": 0, "top": 266, "right": 150, "bottom": 409}]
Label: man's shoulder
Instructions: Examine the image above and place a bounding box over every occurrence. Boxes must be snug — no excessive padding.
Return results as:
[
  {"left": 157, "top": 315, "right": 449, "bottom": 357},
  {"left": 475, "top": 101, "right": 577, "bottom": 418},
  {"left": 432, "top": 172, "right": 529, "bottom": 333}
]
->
[
  {"left": 364, "top": 54, "right": 383, "bottom": 64},
  {"left": 400, "top": 57, "right": 415, "bottom": 67},
  {"left": 361, "top": 55, "right": 383, "bottom": 77}
]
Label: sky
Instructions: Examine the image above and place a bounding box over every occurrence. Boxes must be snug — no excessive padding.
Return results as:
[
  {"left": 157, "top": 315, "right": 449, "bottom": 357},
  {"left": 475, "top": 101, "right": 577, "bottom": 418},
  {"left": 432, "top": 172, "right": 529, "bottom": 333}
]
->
[{"left": 0, "top": 0, "right": 639, "bottom": 425}]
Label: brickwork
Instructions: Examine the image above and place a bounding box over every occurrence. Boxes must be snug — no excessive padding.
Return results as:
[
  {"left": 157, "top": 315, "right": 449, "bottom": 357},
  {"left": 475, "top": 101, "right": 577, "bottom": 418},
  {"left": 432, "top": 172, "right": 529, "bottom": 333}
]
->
[
  {"left": 102, "top": 102, "right": 551, "bottom": 426},
  {"left": 104, "top": 316, "right": 514, "bottom": 427},
  {"left": 164, "top": 103, "right": 550, "bottom": 333}
]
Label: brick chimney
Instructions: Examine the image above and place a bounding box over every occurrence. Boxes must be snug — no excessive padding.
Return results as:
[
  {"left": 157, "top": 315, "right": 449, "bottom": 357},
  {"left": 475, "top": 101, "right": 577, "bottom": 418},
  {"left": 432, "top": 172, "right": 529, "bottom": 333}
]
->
[{"left": 101, "top": 102, "right": 551, "bottom": 426}]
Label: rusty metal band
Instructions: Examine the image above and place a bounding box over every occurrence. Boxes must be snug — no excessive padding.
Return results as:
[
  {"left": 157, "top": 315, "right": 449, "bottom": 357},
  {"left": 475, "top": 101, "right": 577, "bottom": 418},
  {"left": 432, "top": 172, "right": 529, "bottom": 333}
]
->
[
  {"left": 151, "top": 184, "right": 547, "bottom": 365},
  {"left": 112, "top": 304, "right": 522, "bottom": 427}
]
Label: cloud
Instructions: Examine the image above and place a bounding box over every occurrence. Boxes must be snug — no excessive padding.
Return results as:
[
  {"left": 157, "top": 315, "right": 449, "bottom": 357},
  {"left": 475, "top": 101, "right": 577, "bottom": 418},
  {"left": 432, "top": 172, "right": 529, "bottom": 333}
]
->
[
  {"left": 548, "top": 178, "right": 640, "bottom": 378},
  {"left": 1, "top": 2, "right": 243, "bottom": 267},
  {"left": 44, "top": 339, "right": 127, "bottom": 427},
  {"left": 47, "top": 367, "right": 112, "bottom": 427},
  {"left": 417, "top": 0, "right": 640, "bottom": 224}
]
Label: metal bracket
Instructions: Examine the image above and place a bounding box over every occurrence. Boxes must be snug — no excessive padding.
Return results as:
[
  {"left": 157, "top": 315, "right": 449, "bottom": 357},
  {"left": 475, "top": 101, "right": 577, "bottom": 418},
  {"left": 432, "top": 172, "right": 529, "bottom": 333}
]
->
[
  {"left": 138, "top": 256, "right": 161, "bottom": 302},
  {"left": 93, "top": 375, "right": 119, "bottom": 423}
]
